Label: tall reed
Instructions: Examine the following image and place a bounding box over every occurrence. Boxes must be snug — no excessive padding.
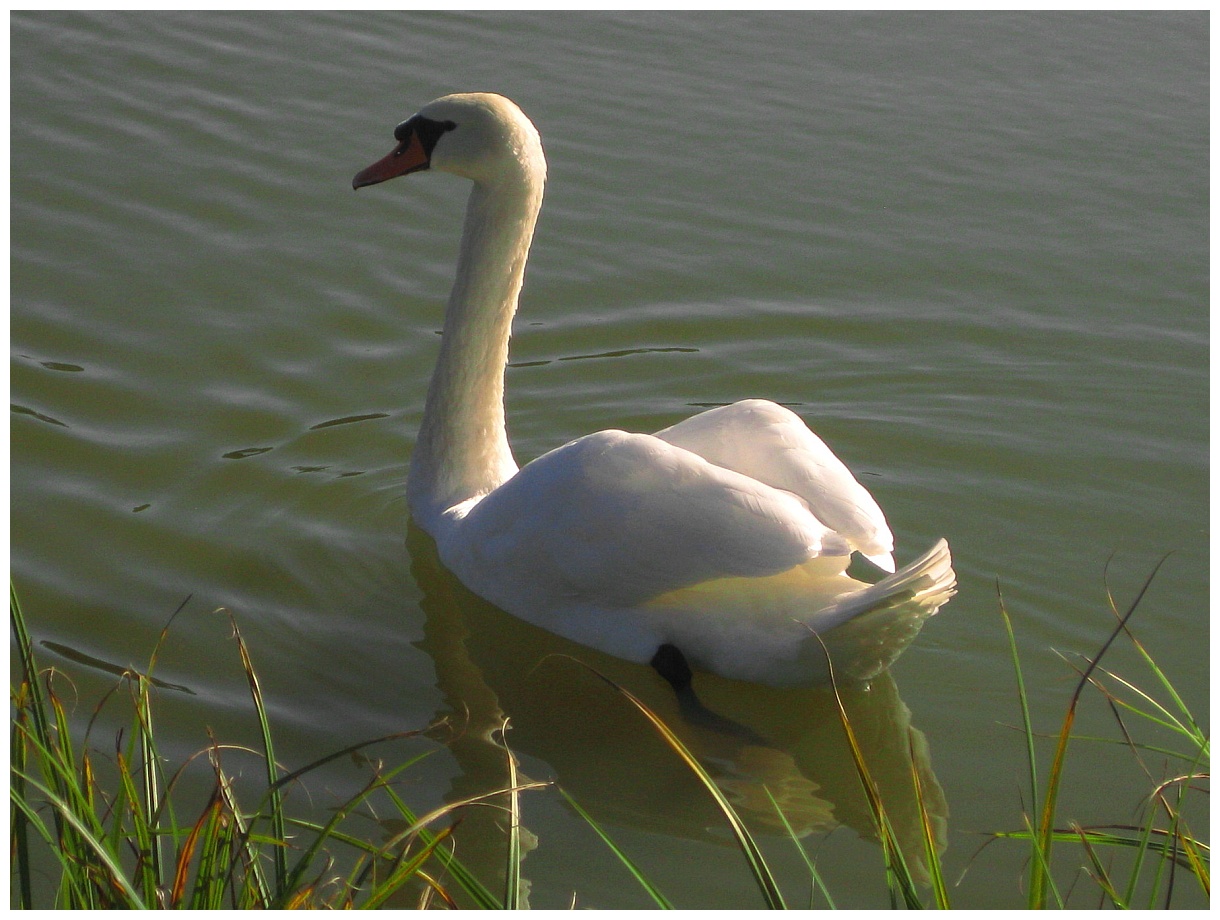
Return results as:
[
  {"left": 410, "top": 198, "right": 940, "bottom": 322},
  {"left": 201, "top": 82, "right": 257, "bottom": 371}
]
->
[
  {"left": 11, "top": 561, "right": 1208, "bottom": 908},
  {"left": 9, "top": 587, "right": 530, "bottom": 909},
  {"left": 558, "top": 562, "right": 1208, "bottom": 909}
]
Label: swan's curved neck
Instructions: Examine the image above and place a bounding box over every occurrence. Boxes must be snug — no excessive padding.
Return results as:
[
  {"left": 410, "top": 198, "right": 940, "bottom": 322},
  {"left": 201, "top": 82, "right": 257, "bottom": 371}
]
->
[{"left": 408, "top": 165, "right": 544, "bottom": 530}]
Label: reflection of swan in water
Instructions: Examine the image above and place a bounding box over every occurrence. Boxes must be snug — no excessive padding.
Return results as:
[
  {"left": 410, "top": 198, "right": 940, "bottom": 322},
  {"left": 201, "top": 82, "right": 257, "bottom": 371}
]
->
[
  {"left": 354, "top": 92, "right": 955, "bottom": 688},
  {"left": 408, "top": 525, "right": 947, "bottom": 896}
]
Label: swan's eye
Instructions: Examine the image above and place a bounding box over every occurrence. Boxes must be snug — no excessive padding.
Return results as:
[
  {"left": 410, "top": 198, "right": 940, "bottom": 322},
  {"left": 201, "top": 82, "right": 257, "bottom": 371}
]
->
[
  {"left": 393, "top": 116, "right": 457, "bottom": 157},
  {"left": 415, "top": 117, "right": 457, "bottom": 156}
]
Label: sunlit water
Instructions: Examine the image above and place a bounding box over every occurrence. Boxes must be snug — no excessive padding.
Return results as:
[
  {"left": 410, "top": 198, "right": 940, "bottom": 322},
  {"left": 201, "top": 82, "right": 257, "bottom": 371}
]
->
[{"left": 11, "top": 12, "right": 1207, "bottom": 908}]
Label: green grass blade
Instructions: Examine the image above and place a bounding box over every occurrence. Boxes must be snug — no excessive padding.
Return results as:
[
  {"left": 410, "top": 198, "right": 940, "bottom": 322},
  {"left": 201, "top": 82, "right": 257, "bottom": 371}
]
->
[
  {"left": 1092, "top": 663, "right": 1206, "bottom": 755},
  {"left": 113, "top": 748, "right": 161, "bottom": 906},
  {"left": 172, "top": 770, "right": 245, "bottom": 909},
  {"left": 908, "top": 729, "right": 950, "bottom": 908},
  {"left": 12, "top": 716, "right": 113, "bottom": 907},
  {"left": 377, "top": 773, "right": 504, "bottom": 909},
  {"left": 1102, "top": 555, "right": 1205, "bottom": 748},
  {"left": 1029, "top": 560, "right": 1155, "bottom": 907},
  {"left": 1032, "top": 706, "right": 1072, "bottom": 907},
  {"left": 11, "top": 767, "right": 149, "bottom": 908},
  {"left": 998, "top": 586, "right": 1039, "bottom": 822},
  {"left": 11, "top": 584, "right": 53, "bottom": 748},
  {"left": 274, "top": 752, "right": 520, "bottom": 908},
  {"left": 803, "top": 633, "right": 922, "bottom": 908},
  {"left": 558, "top": 785, "right": 674, "bottom": 908},
  {"left": 267, "top": 729, "right": 427, "bottom": 792},
  {"left": 12, "top": 591, "right": 525, "bottom": 910},
  {"left": 9, "top": 778, "right": 94, "bottom": 907},
  {"left": 11, "top": 584, "right": 93, "bottom": 905},
  {"left": 501, "top": 721, "right": 524, "bottom": 910},
  {"left": 573, "top": 661, "right": 787, "bottom": 909},
  {"left": 193, "top": 794, "right": 235, "bottom": 908},
  {"left": 1177, "top": 829, "right": 1210, "bottom": 898},
  {"left": 993, "top": 824, "right": 1208, "bottom": 865},
  {"left": 132, "top": 676, "right": 168, "bottom": 903},
  {"left": 11, "top": 585, "right": 47, "bottom": 909},
  {"left": 212, "top": 753, "right": 273, "bottom": 907},
  {"left": 273, "top": 773, "right": 385, "bottom": 906},
  {"left": 826, "top": 668, "right": 922, "bottom": 908},
  {"left": 762, "top": 786, "right": 836, "bottom": 909},
  {"left": 358, "top": 824, "right": 456, "bottom": 910},
  {"left": 1020, "top": 811, "right": 1065, "bottom": 908},
  {"left": 222, "top": 608, "right": 288, "bottom": 892},
  {"left": 338, "top": 777, "right": 548, "bottom": 908},
  {"left": 11, "top": 690, "right": 35, "bottom": 909},
  {"left": 1072, "top": 821, "right": 1126, "bottom": 907}
]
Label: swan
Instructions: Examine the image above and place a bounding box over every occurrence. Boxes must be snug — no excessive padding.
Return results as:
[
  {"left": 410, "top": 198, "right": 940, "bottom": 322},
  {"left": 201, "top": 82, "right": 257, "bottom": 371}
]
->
[{"left": 354, "top": 93, "right": 954, "bottom": 688}]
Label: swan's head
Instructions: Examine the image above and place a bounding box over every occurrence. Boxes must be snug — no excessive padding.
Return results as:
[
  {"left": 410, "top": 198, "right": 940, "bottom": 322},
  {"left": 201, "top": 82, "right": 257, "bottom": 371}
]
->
[{"left": 353, "top": 92, "right": 545, "bottom": 190}]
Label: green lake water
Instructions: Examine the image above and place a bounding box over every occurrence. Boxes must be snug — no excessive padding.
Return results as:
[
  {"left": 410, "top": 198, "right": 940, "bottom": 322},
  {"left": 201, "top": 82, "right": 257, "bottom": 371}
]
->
[{"left": 11, "top": 11, "right": 1208, "bottom": 908}]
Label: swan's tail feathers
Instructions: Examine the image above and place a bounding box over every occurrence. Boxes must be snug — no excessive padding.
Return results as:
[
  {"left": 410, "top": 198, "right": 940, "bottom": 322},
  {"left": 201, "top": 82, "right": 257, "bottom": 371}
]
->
[{"left": 802, "top": 538, "right": 956, "bottom": 684}]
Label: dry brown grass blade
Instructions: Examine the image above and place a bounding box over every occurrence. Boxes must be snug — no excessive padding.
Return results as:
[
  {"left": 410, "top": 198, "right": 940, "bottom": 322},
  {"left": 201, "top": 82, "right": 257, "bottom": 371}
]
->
[{"left": 168, "top": 784, "right": 224, "bottom": 907}]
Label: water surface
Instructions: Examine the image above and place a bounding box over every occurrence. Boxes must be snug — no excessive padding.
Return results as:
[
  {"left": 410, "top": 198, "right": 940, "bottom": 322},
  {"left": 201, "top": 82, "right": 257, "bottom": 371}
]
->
[{"left": 11, "top": 11, "right": 1208, "bottom": 908}]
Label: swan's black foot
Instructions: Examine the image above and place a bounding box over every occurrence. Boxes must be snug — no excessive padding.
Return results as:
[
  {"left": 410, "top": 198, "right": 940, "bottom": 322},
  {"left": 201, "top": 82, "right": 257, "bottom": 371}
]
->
[
  {"left": 650, "top": 643, "right": 768, "bottom": 745},
  {"left": 650, "top": 643, "right": 694, "bottom": 693}
]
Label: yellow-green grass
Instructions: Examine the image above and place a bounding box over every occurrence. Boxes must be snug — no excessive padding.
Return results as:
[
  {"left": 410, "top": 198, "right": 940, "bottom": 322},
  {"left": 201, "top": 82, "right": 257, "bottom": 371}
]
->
[
  {"left": 10, "top": 586, "right": 531, "bottom": 909},
  {"left": 11, "top": 560, "right": 1208, "bottom": 909}
]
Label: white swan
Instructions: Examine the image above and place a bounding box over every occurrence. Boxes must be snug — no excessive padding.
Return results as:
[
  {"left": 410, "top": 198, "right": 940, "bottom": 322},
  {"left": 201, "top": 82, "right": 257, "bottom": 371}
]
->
[{"left": 354, "top": 93, "right": 954, "bottom": 687}]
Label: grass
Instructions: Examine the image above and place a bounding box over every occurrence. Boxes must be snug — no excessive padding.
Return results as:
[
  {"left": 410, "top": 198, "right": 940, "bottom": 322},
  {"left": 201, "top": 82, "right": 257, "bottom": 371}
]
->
[
  {"left": 571, "top": 559, "right": 1207, "bottom": 909},
  {"left": 9, "top": 586, "right": 539, "bottom": 909},
  {"left": 989, "top": 557, "right": 1210, "bottom": 909},
  {"left": 10, "top": 564, "right": 1209, "bottom": 909}
]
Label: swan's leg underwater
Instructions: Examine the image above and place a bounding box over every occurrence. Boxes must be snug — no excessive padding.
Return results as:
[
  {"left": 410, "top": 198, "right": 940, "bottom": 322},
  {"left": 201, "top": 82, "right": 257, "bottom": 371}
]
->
[{"left": 650, "top": 644, "right": 768, "bottom": 745}]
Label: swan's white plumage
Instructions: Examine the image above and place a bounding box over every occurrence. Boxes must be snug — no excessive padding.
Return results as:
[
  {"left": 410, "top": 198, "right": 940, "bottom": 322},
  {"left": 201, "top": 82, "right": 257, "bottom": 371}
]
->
[
  {"left": 447, "top": 428, "right": 847, "bottom": 605},
  {"left": 355, "top": 93, "right": 955, "bottom": 687},
  {"left": 656, "top": 399, "right": 896, "bottom": 572}
]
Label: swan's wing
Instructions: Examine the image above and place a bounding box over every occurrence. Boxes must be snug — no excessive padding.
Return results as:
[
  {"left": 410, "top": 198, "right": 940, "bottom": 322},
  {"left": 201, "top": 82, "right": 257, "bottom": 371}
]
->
[
  {"left": 443, "top": 429, "right": 851, "bottom": 610},
  {"left": 655, "top": 399, "right": 896, "bottom": 571}
]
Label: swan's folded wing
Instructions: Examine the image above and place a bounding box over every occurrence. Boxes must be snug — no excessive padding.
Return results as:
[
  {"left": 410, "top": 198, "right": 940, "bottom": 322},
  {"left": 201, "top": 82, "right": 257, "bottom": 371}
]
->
[
  {"left": 655, "top": 399, "right": 895, "bottom": 569},
  {"left": 444, "top": 430, "right": 850, "bottom": 609}
]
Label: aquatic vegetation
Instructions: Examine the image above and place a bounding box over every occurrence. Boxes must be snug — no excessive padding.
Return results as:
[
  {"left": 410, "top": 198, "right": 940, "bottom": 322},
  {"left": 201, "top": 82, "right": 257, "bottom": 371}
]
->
[
  {"left": 10, "top": 567, "right": 1207, "bottom": 909},
  {"left": 9, "top": 587, "right": 527, "bottom": 909},
  {"left": 579, "top": 559, "right": 1208, "bottom": 908},
  {"left": 988, "top": 558, "right": 1209, "bottom": 909}
]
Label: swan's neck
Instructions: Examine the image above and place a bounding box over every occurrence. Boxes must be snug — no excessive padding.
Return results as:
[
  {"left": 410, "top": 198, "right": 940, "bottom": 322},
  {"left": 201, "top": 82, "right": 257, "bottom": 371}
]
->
[{"left": 408, "top": 166, "right": 544, "bottom": 530}]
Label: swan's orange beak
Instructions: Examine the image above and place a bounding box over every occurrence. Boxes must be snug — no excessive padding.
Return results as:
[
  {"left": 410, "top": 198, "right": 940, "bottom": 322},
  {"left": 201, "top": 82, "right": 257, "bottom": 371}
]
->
[{"left": 352, "top": 131, "right": 430, "bottom": 189}]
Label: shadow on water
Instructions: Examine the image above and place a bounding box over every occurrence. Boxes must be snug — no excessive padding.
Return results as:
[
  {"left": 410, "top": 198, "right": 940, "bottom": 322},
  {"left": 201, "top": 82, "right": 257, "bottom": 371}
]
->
[{"left": 406, "top": 523, "right": 946, "bottom": 903}]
